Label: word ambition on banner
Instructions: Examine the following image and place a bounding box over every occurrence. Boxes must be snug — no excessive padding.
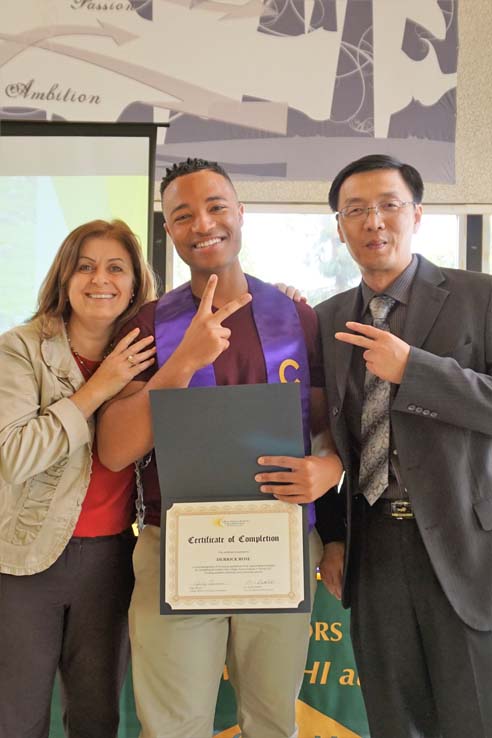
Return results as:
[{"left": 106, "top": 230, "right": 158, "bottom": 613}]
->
[{"left": 5, "top": 79, "right": 101, "bottom": 105}]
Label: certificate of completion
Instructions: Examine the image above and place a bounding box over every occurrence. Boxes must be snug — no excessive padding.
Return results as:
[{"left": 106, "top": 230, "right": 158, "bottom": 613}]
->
[
  {"left": 150, "top": 383, "right": 310, "bottom": 614},
  {"left": 165, "top": 499, "right": 304, "bottom": 610}
]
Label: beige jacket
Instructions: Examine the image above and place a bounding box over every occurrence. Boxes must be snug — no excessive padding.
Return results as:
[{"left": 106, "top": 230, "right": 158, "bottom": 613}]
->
[{"left": 0, "top": 318, "right": 93, "bottom": 575}]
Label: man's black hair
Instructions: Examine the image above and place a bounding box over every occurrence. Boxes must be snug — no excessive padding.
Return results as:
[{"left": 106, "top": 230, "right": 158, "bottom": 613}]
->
[
  {"left": 160, "top": 157, "right": 234, "bottom": 200},
  {"left": 328, "top": 154, "right": 424, "bottom": 212}
]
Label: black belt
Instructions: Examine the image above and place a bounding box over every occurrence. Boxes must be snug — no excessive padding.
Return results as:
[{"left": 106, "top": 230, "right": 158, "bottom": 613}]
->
[{"left": 372, "top": 498, "right": 415, "bottom": 520}]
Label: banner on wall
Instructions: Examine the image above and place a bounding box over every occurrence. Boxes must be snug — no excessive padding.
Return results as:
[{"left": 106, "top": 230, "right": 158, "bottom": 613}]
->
[
  {"left": 0, "top": 0, "right": 457, "bottom": 181},
  {"left": 213, "top": 583, "right": 369, "bottom": 738}
]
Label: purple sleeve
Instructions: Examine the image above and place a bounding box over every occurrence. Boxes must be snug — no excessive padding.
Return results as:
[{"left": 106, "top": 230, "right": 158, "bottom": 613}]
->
[{"left": 295, "top": 301, "right": 325, "bottom": 388}]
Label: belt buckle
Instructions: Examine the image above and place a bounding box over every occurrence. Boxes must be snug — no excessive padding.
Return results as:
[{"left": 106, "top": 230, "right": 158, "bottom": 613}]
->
[{"left": 390, "top": 500, "right": 414, "bottom": 519}]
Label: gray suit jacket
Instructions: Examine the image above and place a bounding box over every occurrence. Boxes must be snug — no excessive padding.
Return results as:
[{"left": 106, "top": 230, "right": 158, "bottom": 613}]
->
[{"left": 315, "top": 255, "right": 492, "bottom": 631}]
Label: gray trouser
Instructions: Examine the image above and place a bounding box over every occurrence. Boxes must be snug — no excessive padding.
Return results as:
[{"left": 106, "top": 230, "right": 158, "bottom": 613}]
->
[
  {"left": 350, "top": 496, "right": 492, "bottom": 738},
  {"left": 0, "top": 530, "right": 135, "bottom": 738}
]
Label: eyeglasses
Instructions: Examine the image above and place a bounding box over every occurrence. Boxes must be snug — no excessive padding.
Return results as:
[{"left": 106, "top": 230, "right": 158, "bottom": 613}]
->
[{"left": 337, "top": 199, "right": 416, "bottom": 220}]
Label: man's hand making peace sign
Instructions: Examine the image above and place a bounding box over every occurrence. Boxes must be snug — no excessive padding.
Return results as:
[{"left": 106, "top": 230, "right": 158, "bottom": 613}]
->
[
  {"left": 174, "top": 274, "right": 252, "bottom": 373},
  {"left": 335, "top": 321, "right": 411, "bottom": 384}
]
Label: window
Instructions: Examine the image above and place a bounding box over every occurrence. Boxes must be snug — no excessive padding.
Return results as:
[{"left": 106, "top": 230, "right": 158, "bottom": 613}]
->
[
  {"left": 171, "top": 208, "right": 462, "bottom": 304},
  {"left": 0, "top": 122, "right": 157, "bottom": 332}
]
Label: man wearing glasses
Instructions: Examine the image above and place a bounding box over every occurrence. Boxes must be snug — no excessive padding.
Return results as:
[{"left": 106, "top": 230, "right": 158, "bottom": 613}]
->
[{"left": 315, "top": 154, "right": 492, "bottom": 738}]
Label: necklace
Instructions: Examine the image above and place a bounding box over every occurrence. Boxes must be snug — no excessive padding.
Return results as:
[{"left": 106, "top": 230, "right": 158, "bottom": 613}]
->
[
  {"left": 67, "top": 339, "right": 96, "bottom": 377},
  {"left": 65, "top": 329, "right": 104, "bottom": 376},
  {"left": 65, "top": 323, "right": 111, "bottom": 358},
  {"left": 70, "top": 346, "right": 92, "bottom": 373}
]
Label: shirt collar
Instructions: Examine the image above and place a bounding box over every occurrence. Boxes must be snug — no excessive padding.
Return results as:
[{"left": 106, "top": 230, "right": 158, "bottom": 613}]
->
[{"left": 360, "top": 254, "right": 418, "bottom": 316}]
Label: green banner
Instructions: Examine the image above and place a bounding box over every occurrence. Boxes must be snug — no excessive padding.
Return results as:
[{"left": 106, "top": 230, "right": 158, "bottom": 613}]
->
[{"left": 50, "top": 583, "right": 369, "bottom": 737}]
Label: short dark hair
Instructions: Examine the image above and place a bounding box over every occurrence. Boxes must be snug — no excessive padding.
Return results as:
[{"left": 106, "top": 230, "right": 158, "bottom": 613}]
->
[
  {"left": 328, "top": 154, "right": 424, "bottom": 212},
  {"left": 160, "top": 157, "right": 235, "bottom": 200}
]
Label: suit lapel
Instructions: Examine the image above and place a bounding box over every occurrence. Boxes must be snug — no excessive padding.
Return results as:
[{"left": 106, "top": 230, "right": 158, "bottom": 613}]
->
[
  {"left": 334, "top": 287, "right": 361, "bottom": 405},
  {"left": 402, "top": 256, "right": 450, "bottom": 348}
]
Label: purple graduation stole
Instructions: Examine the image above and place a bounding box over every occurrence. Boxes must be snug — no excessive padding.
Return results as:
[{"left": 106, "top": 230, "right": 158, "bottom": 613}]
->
[{"left": 155, "top": 274, "right": 315, "bottom": 528}]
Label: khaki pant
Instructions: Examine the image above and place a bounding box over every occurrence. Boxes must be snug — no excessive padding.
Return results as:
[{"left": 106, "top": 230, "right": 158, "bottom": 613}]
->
[{"left": 129, "top": 524, "right": 322, "bottom": 738}]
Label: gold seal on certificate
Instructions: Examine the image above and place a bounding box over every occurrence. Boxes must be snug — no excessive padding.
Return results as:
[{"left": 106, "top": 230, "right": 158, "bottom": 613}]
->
[{"left": 165, "top": 499, "right": 304, "bottom": 610}]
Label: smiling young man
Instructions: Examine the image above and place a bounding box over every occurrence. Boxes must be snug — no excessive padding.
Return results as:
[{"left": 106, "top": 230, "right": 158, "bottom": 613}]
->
[
  {"left": 97, "top": 158, "right": 342, "bottom": 738},
  {"left": 315, "top": 154, "right": 492, "bottom": 738}
]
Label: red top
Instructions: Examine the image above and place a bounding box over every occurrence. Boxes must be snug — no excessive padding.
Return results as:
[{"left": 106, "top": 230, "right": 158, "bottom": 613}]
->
[
  {"left": 71, "top": 354, "right": 135, "bottom": 537},
  {"left": 119, "top": 298, "right": 324, "bottom": 527}
]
